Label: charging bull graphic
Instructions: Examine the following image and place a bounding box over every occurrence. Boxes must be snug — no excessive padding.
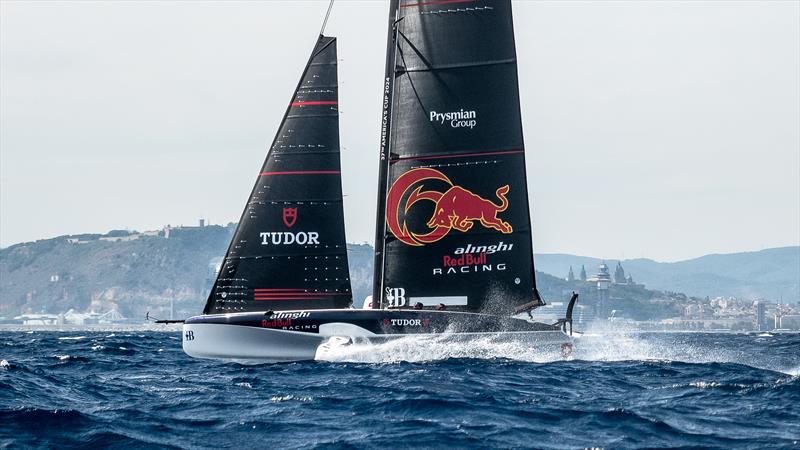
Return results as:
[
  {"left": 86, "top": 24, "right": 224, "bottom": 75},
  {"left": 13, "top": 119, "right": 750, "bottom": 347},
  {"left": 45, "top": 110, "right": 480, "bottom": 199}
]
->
[{"left": 386, "top": 168, "right": 513, "bottom": 246}]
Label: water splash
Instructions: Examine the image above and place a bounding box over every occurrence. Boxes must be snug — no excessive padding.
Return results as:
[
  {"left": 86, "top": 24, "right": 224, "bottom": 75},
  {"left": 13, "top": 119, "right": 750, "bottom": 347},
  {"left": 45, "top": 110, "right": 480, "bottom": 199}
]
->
[
  {"left": 315, "top": 324, "right": 800, "bottom": 375},
  {"left": 316, "top": 332, "right": 567, "bottom": 364}
]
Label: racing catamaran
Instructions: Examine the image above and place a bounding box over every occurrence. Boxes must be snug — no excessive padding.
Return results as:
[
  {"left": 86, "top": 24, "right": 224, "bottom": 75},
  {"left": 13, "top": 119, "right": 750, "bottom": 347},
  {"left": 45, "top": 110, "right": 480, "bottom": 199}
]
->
[{"left": 182, "top": 0, "right": 579, "bottom": 362}]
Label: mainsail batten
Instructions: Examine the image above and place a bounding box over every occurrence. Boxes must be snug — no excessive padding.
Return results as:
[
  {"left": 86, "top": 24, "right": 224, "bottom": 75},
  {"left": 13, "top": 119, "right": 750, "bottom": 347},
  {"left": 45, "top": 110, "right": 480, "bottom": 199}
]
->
[
  {"left": 374, "top": 0, "right": 541, "bottom": 313},
  {"left": 203, "top": 35, "right": 352, "bottom": 315}
]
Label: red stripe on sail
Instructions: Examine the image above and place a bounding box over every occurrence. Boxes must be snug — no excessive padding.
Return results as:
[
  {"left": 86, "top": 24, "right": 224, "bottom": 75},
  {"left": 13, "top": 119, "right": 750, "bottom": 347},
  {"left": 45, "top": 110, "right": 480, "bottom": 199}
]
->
[
  {"left": 401, "top": 0, "right": 477, "bottom": 8},
  {"left": 391, "top": 149, "right": 524, "bottom": 163},
  {"left": 289, "top": 101, "right": 338, "bottom": 106},
  {"left": 254, "top": 297, "right": 326, "bottom": 301},
  {"left": 255, "top": 293, "right": 349, "bottom": 297},
  {"left": 254, "top": 288, "right": 306, "bottom": 292},
  {"left": 259, "top": 171, "right": 340, "bottom": 176}
]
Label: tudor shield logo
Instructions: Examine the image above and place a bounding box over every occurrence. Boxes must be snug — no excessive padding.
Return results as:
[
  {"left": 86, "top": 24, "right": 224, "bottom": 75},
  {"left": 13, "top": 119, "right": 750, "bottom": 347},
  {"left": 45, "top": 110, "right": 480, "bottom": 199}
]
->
[
  {"left": 386, "top": 168, "right": 512, "bottom": 246},
  {"left": 283, "top": 207, "right": 298, "bottom": 228}
]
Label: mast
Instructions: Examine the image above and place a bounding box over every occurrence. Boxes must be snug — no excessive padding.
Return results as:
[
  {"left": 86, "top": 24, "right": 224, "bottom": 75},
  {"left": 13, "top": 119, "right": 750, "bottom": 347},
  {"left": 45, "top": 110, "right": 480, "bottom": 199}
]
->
[{"left": 371, "top": 0, "right": 401, "bottom": 309}]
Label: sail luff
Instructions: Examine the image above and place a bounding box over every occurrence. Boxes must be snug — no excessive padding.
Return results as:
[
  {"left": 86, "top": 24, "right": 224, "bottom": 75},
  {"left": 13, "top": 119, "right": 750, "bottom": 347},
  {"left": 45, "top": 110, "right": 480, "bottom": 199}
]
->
[{"left": 371, "top": 0, "right": 402, "bottom": 309}]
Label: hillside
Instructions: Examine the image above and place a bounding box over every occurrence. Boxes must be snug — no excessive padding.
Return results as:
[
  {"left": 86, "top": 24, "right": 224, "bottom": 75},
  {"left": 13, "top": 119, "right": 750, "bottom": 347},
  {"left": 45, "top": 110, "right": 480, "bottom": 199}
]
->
[
  {"left": 0, "top": 226, "right": 373, "bottom": 321},
  {"left": 535, "top": 247, "right": 800, "bottom": 302},
  {"left": 4, "top": 226, "right": 791, "bottom": 321}
]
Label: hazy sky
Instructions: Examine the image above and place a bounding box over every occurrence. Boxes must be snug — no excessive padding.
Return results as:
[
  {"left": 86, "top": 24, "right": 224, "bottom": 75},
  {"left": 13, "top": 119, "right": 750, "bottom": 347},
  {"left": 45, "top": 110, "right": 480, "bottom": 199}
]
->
[{"left": 1, "top": 0, "right": 798, "bottom": 262}]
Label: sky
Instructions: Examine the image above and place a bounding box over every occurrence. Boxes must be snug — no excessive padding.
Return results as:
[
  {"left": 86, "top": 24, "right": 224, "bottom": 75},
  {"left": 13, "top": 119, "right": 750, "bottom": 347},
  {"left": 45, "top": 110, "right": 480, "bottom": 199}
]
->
[{"left": 1, "top": 0, "right": 798, "bottom": 262}]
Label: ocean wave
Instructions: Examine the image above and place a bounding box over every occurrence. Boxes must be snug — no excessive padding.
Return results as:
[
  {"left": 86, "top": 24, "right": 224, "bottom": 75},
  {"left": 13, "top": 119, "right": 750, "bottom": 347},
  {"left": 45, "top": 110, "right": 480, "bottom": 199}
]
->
[
  {"left": 58, "top": 336, "right": 87, "bottom": 341},
  {"left": 0, "top": 330, "right": 797, "bottom": 449}
]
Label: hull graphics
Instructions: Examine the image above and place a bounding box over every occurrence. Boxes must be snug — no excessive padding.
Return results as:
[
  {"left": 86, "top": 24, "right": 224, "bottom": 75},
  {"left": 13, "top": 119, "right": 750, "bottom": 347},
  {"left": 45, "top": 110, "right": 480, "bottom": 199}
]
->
[{"left": 182, "top": 309, "right": 572, "bottom": 363}]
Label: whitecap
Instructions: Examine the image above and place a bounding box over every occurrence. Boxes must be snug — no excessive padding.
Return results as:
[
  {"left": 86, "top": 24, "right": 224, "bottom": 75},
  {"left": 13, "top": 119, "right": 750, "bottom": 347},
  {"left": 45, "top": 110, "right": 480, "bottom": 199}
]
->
[
  {"left": 0, "top": 359, "right": 10, "bottom": 369},
  {"left": 270, "top": 395, "right": 312, "bottom": 402},
  {"left": 58, "top": 336, "right": 87, "bottom": 341},
  {"left": 236, "top": 382, "right": 252, "bottom": 389}
]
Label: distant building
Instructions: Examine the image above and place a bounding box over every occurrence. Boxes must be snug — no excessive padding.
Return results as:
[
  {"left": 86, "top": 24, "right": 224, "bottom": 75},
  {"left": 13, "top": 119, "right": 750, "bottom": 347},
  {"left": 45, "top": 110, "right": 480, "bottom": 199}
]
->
[
  {"left": 579, "top": 265, "right": 587, "bottom": 282},
  {"left": 15, "top": 314, "right": 60, "bottom": 326},
  {"left": 590, "top": 262, "right": 613, "bottom": 319},
  {"left": 755, "top": 301, "right": 769, "bottom": 331},
  {"left": 614, "top": 262, "right": 626, "bottom": 284},
  {"left": 566, "top": 266, "right": 575, "bottom": 282}
]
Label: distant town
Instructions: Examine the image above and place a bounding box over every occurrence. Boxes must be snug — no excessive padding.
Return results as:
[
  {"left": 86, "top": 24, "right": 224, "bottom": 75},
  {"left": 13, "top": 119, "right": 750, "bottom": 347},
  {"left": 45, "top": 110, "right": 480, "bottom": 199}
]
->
[
  {"left": 1, "top": 222, "right": 798, "bottom": 331},
  {"left": 555, "top": 262, "right": 800, "bottom": 332}
]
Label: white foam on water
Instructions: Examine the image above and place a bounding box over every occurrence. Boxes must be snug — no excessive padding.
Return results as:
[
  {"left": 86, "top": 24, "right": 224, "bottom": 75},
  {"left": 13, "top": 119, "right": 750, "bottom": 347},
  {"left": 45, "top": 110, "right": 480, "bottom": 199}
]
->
[
  {"left": 315, "top": 323, "right": 798, "bottom": 376},
  {"left": 0, "top": 359, "right": 10, "bottom": 369},
  {"left": 315, "top": 333, "right": 566, "bottom": 364},
  {"left": 270, "top": 394, "right": 312, "bottom": 403},
  {"left": 58, "top": 336, "right": 86, "bottom": 341}
]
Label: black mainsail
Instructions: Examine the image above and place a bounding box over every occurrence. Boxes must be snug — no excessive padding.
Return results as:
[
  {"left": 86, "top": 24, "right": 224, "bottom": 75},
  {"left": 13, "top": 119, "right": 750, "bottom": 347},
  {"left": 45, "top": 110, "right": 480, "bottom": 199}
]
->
[
  {"left": 203, "top": 35, "right": 352, "bottom": 314},
  {"left": 373, "top": 0, "right": 542, "bottom": 313}
]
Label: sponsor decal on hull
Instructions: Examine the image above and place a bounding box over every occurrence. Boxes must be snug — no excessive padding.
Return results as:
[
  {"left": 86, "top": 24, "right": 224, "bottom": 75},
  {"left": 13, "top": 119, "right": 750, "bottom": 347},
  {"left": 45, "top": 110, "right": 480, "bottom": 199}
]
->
[
  {"left": 272, "top": 311, "right": 311, "bottom": 319},
  {"left": 382, "top": 318, "right": 431, "bottom": 328},
  {"left": 386, "top": 168, "right": 513, "bottom": 246},
  {"left": 261, "top": 311, "right": 318, "bottom": 332}
]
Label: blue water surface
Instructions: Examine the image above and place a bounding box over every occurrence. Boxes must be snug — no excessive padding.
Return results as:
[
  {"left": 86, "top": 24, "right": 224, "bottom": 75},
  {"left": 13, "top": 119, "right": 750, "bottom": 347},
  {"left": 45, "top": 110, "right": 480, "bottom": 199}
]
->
[{"left": 1, "top": 330, "right": 798, "bottom": 449}]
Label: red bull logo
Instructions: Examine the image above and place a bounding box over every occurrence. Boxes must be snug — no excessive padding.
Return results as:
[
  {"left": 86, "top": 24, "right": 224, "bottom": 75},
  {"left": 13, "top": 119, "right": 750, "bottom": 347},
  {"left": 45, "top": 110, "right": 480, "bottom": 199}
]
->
[{"left": 386, "top": 168, "right": 513, "bottom": 246}]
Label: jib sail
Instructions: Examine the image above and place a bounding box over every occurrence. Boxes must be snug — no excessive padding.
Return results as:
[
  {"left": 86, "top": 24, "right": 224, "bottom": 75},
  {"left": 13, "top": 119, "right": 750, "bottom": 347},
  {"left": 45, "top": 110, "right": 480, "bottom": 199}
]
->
[
  {"left": 204, "top": 35, "right": 352, "bottom": 314},
  {"left": 373, "top": 0, "right": 542, "bottom": 313}
]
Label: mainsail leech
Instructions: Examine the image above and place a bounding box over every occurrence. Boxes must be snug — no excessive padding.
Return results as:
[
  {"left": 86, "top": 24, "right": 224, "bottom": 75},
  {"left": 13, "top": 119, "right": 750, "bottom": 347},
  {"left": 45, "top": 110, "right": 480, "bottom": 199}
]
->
[{"left": 203, "top": 35, "right": 352, "bottom": 314}]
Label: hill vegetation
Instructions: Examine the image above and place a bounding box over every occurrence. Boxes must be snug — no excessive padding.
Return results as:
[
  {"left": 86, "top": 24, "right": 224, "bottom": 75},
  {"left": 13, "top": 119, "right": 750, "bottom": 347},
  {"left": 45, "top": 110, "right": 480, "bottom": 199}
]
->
[{"left": 3, "top": 226, "right": 791, "bottom": 321}]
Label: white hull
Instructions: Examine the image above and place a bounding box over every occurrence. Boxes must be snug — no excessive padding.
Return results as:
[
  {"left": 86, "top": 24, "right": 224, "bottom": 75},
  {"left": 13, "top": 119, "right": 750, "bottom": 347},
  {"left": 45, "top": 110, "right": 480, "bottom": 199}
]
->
[{"left": 182, "top": 322, "right": 574, "bottom": 364}]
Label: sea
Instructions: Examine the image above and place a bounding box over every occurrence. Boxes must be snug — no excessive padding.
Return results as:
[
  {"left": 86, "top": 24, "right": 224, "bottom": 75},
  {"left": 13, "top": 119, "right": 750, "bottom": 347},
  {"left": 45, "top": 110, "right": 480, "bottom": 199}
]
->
[{"left": 1, "top": 328, "right": 798, "bottom": 449}]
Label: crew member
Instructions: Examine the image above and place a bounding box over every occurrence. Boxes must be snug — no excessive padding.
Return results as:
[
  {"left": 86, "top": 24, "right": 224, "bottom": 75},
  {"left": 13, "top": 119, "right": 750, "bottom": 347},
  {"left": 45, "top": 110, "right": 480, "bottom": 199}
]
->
[{"left": 413, "top": 302, "right": 424, "bottom": 310}]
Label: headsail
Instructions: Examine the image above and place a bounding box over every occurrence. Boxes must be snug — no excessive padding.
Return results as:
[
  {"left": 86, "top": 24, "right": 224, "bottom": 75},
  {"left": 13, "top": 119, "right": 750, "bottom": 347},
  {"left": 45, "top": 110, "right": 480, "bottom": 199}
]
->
[
  {"left": 204, "top": 35, "right": 352, "bottom": 314},
  {"left": 373, "top": 0, "right": 541, "bottom": 313}
]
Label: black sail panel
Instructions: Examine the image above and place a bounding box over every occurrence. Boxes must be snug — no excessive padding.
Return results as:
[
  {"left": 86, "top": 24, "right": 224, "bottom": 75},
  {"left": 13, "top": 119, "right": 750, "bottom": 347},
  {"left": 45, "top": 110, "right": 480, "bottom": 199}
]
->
[
  {"left": 204, "top": 36, "right": 352, "bottom": 314},
  {"left": 378, "top": 0, "right": 539, "bottom": 313}
]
